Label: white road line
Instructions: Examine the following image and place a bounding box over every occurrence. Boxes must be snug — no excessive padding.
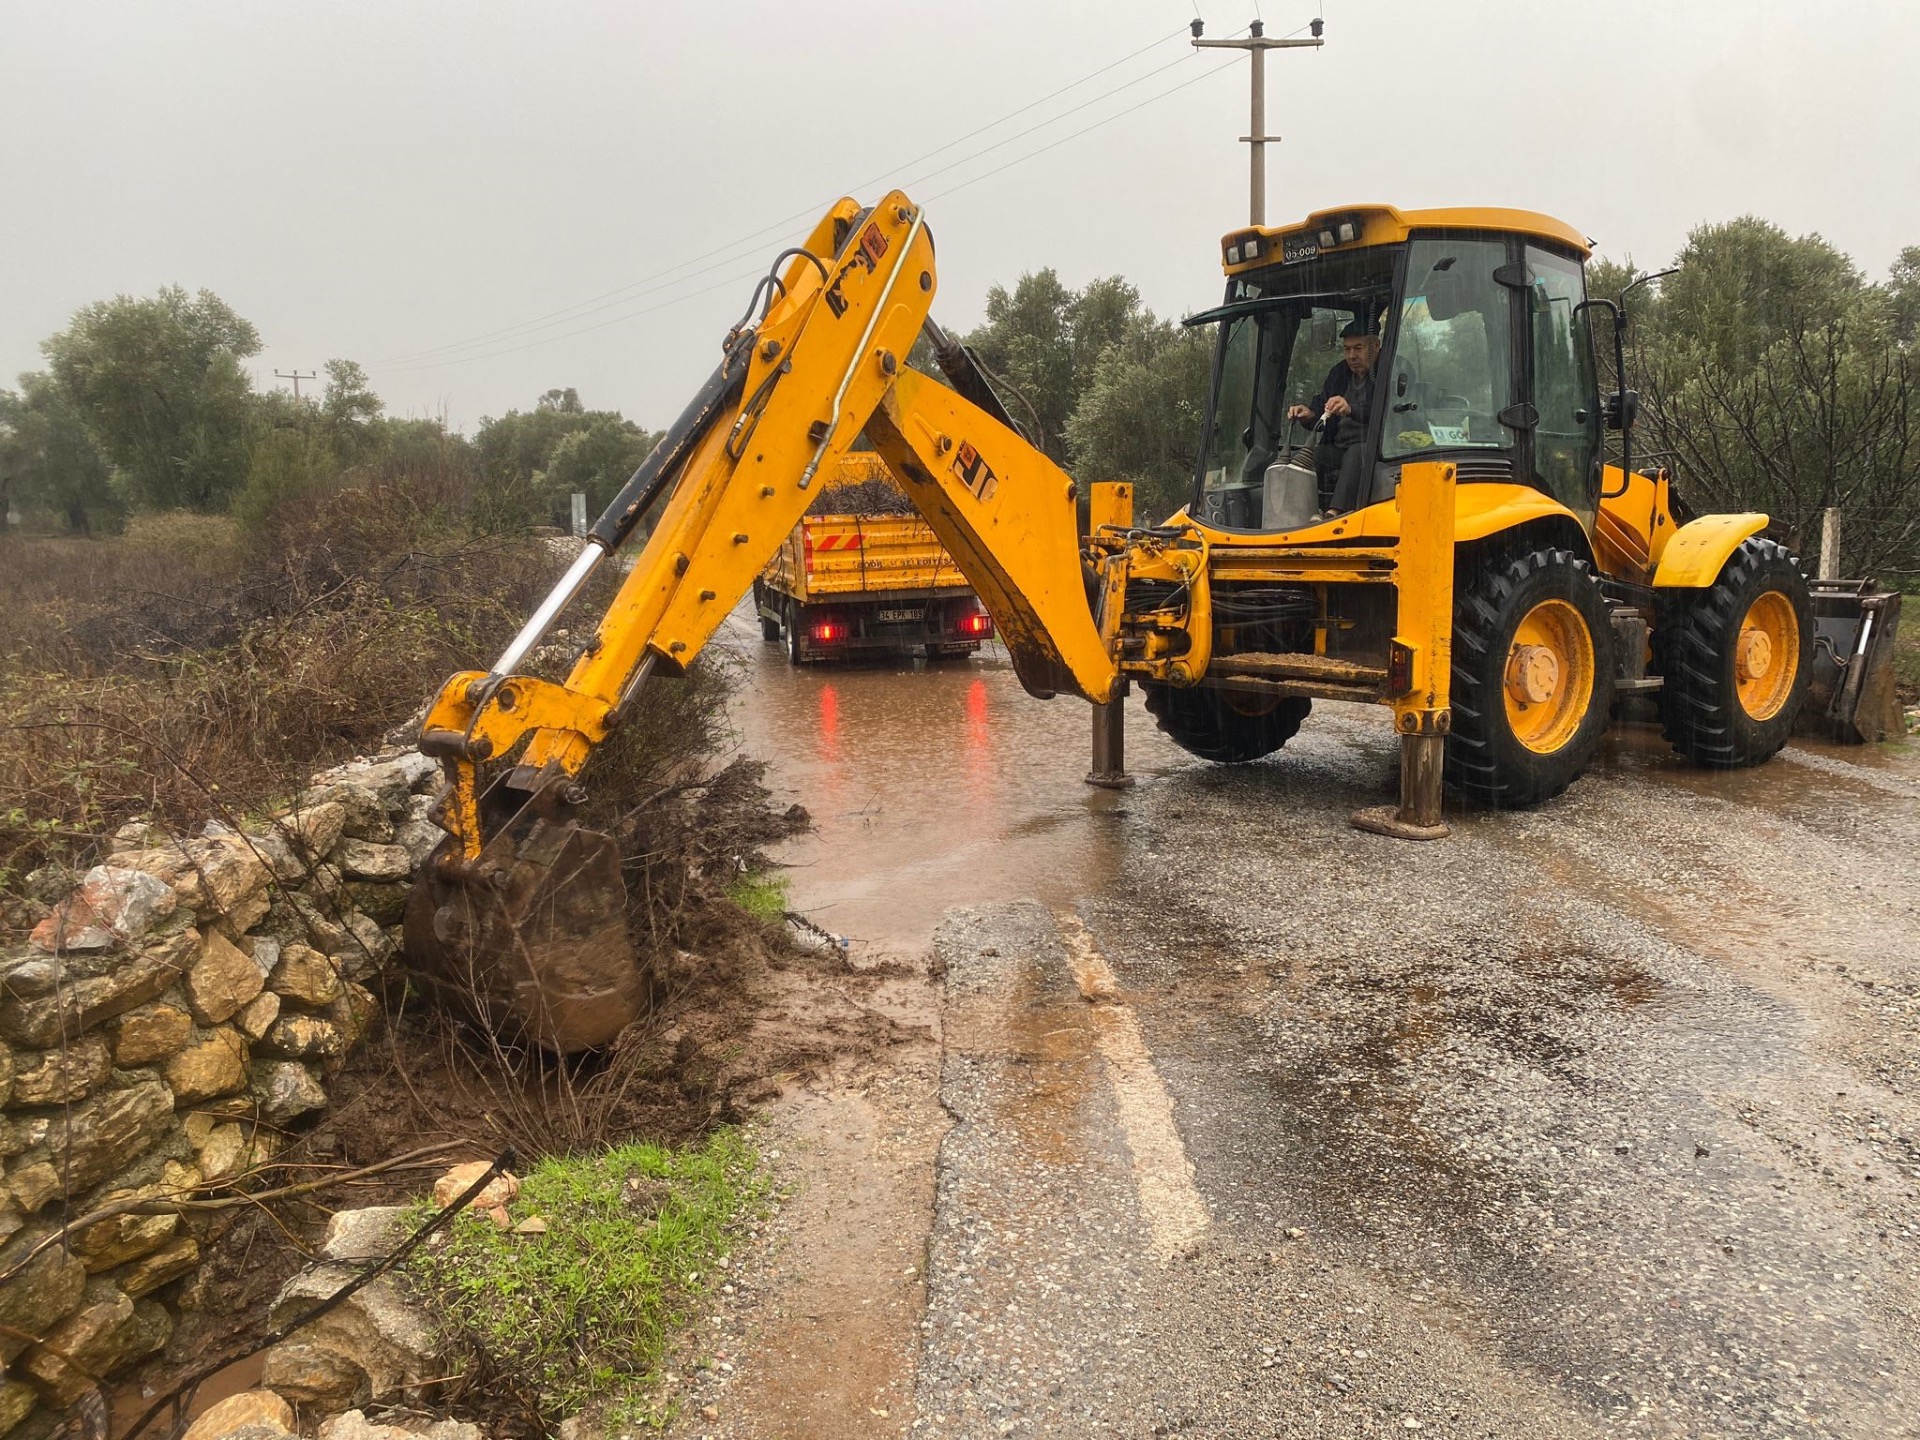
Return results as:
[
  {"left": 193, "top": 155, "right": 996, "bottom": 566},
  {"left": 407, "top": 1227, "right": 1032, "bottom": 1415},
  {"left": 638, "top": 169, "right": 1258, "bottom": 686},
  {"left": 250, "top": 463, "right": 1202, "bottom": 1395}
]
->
[{"left": 1053, "top": 909, "right": 1211, "bottom": 1262}]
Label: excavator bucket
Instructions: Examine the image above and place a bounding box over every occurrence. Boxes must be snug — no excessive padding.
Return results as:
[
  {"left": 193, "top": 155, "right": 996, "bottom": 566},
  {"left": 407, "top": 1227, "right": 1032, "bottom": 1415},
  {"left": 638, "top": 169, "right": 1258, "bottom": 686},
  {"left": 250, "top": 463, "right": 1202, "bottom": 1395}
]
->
[
  {"left": 1799, "top": 581, "right": 1906, "bottom": 744},
  {"left": 402, "top": 800, "right": 647, "bottom": 1054}
]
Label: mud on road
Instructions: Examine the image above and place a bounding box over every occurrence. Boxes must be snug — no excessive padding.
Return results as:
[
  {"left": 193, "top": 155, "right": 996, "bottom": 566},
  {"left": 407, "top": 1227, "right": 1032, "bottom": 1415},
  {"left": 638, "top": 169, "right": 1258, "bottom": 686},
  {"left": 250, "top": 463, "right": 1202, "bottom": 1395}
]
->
[{"left": 677, "top": 618, "right": 1920, "bottom": 1439}]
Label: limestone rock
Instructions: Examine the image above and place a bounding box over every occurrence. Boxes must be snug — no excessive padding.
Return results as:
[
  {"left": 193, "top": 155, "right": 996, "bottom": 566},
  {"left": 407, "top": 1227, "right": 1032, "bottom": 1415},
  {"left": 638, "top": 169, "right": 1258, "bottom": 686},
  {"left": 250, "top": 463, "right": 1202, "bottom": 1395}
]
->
[
  {"left": 261, "top": 1264, "right": 439, "bottom": 1408},
  {"left": 271, "top": 800, "right": 347, "bottom": 865},
  {"left": 317, "top": 1412, "right": 480, "bottom": 1440},
  {"left": 0, "top": 1380, "right": 37, "bottom": 1436},
  {"left": 268, "top": 945, "right": 343, "bottom": 1006},
  {"left": 108, "top": 1002, "right": 194, "bottom": 1066},
  {"left": 29, "top": 865, "right": 178, "bottom": 956},
  {"left": 27, "top": 1080, "right": 174, "bottom": 1197},
  {"left": 432, "top": 1161, "right": 519, "bottom": 1216},
  {"left": 250, "top": 1061, "right": 327, "bottom": 1126},
  {"left": 310, "top": 753, "right": 435, "bottom": 811},
  {"left": 234, "top": 991, "right": 281, "bottom": 1042},
  {"left": 165, "top": 1028, "right": 248, "bottom": 1103},
  {"left": 9, "top": 1037, "right": 112, "bottom": 1106},
  {"left": 334, "top": 840, "right": 412, "bottom": 884},
  {"left": 245, "top": 936, "right": 280, "bottom": 977},
  {"left": 186, "top": 931, "right": 265, "bottom": 1024},
  {"left": 394, "top": 815, "right": 442, "bottom": 869},
  {"left": 0, "top": 956, "right": 60, "bottom": 1001},
  {"left": 5, "top": 1161, "right": 62, "bottom": 1214},
  {"left": 116, "top": 1234, "right": 200, "bottom": 1298},
  {"left": 301, "top": 785, "right": 392, "bottom": 844},
  {"left": 20, "top": 1282, "right": 171, "bottom": 1406},
  {"left": 70, "top": 1177, "right": 181, "bottom": 1273},
  {"left": 319, "top": 1207, "right": 410, "bottom": 1262},
  {"left": 109, "top": 820, "right": 159, "bottom": 853},
  {"left": 179, "top": 1390, "right": 292, "bottom": 1440},
  {"left": 170, "top": 837, "right": 271, "bottom": 924},
  {"left": 323, "top": 913, "right": 394, "bottom": 979},
  {"left": 196, "top": 1123, "right": 274, "bottom": 1183},
  {"left": 342, "top": 881, "right": 409, "bottom": 928},
  {"left": 27, "top": 905, "right": 113, "bottom": 955},
  {"left": 326, "top": 983, "right": 377, "bottom": 1057},
  {"left": 0, "top": 1229, "right": 87, "bottom": 1361},
  {"left": 257, "top": 1015, "right": 342, "bottom": 1063},
  {"left": 0, "top": 1041, "right": 11, "bottom": 1107},
  {"left": 0, "top": 932, "right": 194, "bottom": 1047}
]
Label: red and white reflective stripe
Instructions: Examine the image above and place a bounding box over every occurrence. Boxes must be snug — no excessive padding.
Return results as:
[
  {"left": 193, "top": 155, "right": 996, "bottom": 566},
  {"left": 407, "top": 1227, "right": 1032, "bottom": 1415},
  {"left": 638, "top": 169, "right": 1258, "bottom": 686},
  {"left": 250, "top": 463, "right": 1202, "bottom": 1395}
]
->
[{"left": 808, "top": 532, "right": 865, "bottom": 551}]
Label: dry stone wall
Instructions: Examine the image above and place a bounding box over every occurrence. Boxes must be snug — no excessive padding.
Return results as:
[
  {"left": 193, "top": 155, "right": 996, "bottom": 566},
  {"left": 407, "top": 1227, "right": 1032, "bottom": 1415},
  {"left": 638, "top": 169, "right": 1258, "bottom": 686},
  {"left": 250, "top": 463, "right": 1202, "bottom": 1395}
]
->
[{"left": 0, "top": 751, "right": 443, "bottom": 1440}]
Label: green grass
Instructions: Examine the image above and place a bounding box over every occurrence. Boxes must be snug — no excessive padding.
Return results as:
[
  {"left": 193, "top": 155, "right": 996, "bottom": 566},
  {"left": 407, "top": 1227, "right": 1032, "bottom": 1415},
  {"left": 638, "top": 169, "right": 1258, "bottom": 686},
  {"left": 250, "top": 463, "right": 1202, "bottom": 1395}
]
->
[
  {"left": 725, "top": 869, "right": 789, "bottom": 925},
  {"left": 408, "top": 1130, "right": 764, "bottom": 1431}
]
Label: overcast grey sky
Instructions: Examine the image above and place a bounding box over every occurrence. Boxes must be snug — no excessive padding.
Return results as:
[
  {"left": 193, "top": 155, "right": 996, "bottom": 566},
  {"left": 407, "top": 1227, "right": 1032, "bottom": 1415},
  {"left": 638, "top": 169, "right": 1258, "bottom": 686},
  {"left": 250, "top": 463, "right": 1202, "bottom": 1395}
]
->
[{"left": 3, "top": 0, "right": 1916, "bottom": 435}]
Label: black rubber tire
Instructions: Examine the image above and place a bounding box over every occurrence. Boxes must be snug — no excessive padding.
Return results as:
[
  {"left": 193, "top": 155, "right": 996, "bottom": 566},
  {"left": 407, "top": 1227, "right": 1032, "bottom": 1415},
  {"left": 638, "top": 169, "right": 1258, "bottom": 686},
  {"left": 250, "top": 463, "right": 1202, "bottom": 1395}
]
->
[
  {"left": 1142, "top": 682, "right": 1311, "bottom": 764},
  {"left": 760, "top": 614, "right": 781, "bottom": 643},
  {"left": 1448, "top": 547, "right": 1615, "bottom": 809},
  {"left": 1655, "top": 536, "right": 1812, "bottom": 768},
  {"left": 786, "top": 605, "right": 805, "bottom": 666}
]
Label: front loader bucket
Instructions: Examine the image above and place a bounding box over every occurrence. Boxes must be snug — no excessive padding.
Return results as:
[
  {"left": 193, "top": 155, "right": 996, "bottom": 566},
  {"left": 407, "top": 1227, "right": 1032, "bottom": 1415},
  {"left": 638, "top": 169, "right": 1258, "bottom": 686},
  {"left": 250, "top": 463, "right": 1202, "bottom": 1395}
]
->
[
  {"left": 403, "top": 816, "right": 646, "bottom": 1054},
  {"left": 1799, "top": 581, "right": 1905, "bottom": 744}
]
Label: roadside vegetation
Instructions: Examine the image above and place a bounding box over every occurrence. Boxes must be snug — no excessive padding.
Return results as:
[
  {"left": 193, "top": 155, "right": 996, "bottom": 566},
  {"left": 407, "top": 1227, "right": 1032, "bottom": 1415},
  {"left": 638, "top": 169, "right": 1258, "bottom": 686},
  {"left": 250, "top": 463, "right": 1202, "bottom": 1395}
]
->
[{"left": 409, "top": 1132, "right": 765, "bottom": 1435}]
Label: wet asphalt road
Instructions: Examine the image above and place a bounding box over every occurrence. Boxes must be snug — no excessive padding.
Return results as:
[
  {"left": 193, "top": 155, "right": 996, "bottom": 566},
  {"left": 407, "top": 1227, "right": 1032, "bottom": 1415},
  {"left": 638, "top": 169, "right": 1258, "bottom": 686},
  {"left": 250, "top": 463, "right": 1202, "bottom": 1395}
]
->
[
  {"left": 923, "top": 719, "right": 1920, "bottom": 1438},
  {"left": 725, "top": 614, "right": 1920, "bottom": 1437}
]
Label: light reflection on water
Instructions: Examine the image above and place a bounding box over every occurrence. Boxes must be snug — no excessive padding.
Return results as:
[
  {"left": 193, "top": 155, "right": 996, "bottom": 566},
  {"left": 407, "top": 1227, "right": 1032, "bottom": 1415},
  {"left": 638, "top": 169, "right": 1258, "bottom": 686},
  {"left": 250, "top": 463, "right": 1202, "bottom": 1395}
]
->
[{"left": 714, "top": 605, "right": 1184, "bottom": 952}]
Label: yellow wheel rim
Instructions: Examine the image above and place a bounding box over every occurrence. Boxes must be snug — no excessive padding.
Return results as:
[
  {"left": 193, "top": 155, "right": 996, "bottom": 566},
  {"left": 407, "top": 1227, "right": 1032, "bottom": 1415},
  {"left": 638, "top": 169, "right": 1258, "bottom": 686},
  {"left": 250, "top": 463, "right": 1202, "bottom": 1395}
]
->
[
  {"left": 1503, "top": 599, "right": 1595, "bottom": 754},
  {"left": 1735, "top": 590, "right": 1799, "bottom": 721}
]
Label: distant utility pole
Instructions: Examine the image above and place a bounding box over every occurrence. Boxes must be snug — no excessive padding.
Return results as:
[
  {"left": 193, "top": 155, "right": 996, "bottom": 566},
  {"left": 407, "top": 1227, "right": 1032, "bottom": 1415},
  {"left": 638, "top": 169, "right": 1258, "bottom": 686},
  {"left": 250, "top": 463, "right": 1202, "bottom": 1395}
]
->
[
  {"left": 275, "top": 368, "right": 318, "bottom": 402},
  {"left": 1191, "top": 17, "right": 1325, "bottom": 226}
]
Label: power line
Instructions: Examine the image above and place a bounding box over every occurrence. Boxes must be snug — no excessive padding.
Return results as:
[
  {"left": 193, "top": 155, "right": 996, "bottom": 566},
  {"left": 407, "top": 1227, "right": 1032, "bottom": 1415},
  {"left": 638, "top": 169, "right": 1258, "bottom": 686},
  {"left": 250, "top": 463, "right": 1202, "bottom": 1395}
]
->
[
  {"left": 368, "top": 23, "right": 1191, "bottom": 368},
  {"left": 380, "top": 52, "right": 1247, "bottom": 375},
  {"left": 925, "top": 54, "right": 1242, "bottom": 204}
]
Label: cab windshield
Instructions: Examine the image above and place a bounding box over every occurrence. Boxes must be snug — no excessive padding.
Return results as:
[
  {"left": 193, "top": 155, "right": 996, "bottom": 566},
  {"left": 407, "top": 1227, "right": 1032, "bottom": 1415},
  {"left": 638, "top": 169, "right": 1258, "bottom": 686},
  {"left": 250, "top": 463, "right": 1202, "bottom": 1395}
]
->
[{"left": 1194, "top": 245, "right": 1398, "bottom": 528}]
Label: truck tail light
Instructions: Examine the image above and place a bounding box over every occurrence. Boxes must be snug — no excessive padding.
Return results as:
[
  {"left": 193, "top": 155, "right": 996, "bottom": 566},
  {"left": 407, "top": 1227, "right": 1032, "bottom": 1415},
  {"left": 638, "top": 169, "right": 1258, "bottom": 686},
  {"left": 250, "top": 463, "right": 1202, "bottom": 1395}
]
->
[
  {"left": 811, "top": 621, "right": 843, "bottom": 643},
  {"left": 959, "top": 611, "right": 992, "bottom": 637}
]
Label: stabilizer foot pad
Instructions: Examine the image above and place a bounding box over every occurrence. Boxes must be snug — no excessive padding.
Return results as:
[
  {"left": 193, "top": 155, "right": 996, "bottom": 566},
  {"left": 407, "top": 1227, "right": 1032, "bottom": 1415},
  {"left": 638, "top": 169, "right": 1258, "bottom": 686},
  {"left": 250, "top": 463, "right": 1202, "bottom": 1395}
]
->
[{"left": 1349, "top": 805, "right": 1451, "bottom": 842}]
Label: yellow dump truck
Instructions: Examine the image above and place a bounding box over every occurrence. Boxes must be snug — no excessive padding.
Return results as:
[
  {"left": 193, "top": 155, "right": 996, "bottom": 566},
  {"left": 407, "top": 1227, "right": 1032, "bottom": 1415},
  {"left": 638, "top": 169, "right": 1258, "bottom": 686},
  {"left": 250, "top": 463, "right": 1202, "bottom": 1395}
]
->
[{"left": 751, "top": 454, "right": 994, "bottom": 663}]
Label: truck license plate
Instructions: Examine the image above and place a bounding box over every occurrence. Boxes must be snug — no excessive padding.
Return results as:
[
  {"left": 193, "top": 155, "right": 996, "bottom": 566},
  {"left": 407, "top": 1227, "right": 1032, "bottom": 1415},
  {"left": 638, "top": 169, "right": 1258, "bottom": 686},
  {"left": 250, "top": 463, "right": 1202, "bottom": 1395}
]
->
[{"left": 877, "top": 608, "right": 923, "bottom": 623}]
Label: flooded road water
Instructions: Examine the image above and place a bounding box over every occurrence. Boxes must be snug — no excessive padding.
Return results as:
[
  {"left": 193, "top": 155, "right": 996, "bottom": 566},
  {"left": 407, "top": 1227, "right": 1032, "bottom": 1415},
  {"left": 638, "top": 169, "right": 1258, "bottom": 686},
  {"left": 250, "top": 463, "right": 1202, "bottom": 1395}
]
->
[
  {"left": 715, "top": 604, "right": 1193, "bottom": 953},
  {"left": 707, "top": 599, "right": 1920, "bottom": 1438}
]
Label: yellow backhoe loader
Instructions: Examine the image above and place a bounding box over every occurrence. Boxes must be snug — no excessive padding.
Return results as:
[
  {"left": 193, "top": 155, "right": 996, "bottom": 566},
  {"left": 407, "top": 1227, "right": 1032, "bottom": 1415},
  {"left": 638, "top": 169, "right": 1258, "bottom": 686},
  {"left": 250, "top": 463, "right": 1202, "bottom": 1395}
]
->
[{"left": 404, "top": 192, "right": 1901, "bottom": 1051}]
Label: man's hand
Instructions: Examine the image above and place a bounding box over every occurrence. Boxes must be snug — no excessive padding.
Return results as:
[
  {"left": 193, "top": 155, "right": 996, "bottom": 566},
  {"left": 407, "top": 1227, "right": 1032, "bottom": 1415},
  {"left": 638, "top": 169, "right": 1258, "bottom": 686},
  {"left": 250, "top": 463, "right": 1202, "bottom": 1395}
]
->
[
  {"left": 1324, "top": 395, "right": 1352, "bottom": 418},
  {"left": 1287, "top": 403, "right": 1317, "bottom": 422}
]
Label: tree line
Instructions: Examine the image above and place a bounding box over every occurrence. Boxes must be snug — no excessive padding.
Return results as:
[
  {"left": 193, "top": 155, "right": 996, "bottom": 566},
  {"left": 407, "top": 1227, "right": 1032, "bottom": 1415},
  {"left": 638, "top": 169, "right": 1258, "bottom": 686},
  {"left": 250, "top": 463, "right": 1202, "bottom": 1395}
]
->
[
  {"left": 6, "top": 215, "right": 1915, "bottom": 585},
  {"left": 0, "top": 289, "right": 659, "bottom": 537}
]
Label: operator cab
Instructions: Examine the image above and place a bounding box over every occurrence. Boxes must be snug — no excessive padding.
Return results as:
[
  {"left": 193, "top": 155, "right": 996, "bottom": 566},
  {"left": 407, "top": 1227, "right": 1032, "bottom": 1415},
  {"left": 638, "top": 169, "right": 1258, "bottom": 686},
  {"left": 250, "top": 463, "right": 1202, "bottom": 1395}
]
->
[{"left": 1189, "top": 205, "right": 1603, "bottom": 534}]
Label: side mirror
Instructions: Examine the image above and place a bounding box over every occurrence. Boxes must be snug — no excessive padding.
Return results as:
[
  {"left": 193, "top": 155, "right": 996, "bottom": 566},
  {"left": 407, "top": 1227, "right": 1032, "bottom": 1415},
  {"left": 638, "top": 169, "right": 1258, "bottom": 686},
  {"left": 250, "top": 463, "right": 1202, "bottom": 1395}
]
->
[{"left": 1605, "top": 389, "right": 1640, "bottom": 431}]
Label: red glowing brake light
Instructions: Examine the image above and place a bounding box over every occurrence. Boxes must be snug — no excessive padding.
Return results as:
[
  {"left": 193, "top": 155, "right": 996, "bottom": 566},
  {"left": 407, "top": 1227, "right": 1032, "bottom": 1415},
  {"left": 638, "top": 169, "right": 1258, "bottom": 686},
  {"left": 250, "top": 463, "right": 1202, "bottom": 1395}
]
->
[
  {"left": 810, "top": 621, "right": 842, "bottom": 643},
  {"left": 958, "top": 611, "right": 993, "bottom": 637}
]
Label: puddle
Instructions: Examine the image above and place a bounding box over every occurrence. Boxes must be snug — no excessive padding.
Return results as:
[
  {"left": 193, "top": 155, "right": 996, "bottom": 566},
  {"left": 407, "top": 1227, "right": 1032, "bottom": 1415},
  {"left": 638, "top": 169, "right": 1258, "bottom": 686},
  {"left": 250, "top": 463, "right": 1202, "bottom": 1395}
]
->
[{"left": 715, "top": 605, "right": 1187, "bottom": 952}]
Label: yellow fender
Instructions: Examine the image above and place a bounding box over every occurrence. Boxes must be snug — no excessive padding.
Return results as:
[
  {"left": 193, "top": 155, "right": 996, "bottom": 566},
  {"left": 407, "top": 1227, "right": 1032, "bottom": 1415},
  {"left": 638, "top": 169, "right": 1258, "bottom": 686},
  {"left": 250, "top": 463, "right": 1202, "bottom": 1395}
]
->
[{"left": 1651, "top": 513, "right": 1768, "bottom": 588}]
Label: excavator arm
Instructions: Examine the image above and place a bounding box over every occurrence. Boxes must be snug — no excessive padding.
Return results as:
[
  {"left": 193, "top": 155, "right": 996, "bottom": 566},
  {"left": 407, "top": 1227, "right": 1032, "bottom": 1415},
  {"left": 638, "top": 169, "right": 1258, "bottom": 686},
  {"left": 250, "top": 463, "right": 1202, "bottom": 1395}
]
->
[{"left": 406, "top": 192, "right": 1119, "bottom": 1050}]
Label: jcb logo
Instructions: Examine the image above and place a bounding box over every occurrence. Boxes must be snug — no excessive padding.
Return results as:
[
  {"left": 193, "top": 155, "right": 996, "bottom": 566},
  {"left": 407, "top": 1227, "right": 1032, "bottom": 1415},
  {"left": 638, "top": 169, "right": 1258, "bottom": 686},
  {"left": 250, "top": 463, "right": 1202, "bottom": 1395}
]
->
[{"left": 953, "top": 440, "right": 998, "bottom": 503}]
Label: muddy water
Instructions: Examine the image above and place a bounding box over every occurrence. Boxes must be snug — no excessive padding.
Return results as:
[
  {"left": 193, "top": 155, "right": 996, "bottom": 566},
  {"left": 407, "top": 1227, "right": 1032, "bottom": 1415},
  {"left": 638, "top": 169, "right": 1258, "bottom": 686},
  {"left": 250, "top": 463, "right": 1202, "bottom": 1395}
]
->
[{"left": 713, "top": 604, "right": 1192, "bottom": 952}]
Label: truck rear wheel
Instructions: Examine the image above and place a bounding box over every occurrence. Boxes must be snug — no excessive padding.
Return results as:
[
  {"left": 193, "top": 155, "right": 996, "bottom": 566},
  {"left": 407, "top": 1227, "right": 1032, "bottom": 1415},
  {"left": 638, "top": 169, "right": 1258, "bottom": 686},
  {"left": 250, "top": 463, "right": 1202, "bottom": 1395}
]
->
[
  {"left": 761, "top": 615, "right": 781, "bottom": 643},
  {"left": 786, "top": 604, "right": 806, "bottom": 666},
  {"left": 1143, "top": 682, "right": 1311, "bottom": 764},
  {"left": 1656, "top": 536, "right": 1812, "bottom": 767},
  {"left": 1448, "top": 547, "right": 1614, "bottom": 809}
]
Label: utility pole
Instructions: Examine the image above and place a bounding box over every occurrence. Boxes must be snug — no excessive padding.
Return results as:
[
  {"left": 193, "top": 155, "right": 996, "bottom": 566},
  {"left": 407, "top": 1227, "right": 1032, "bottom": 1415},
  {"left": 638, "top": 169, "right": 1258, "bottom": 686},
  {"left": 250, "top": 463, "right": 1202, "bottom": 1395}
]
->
[
  {"left": 275, "top": 369, "right": 318, "bottom": 403},
  {"left": 1191, "top": 17, "right": 1325, "bottom": 225}
]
